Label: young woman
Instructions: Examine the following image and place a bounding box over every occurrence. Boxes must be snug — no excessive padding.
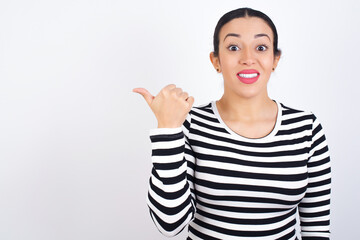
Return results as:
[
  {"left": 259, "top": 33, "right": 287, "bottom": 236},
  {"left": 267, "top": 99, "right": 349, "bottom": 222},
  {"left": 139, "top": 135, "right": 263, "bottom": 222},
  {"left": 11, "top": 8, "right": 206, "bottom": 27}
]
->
[{"left": 133, "top": 7, "right": 331, "bottom": 240}]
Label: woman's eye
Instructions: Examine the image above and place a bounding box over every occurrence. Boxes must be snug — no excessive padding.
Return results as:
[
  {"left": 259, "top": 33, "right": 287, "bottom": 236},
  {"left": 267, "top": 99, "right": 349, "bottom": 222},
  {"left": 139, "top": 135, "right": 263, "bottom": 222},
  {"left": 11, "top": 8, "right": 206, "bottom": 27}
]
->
[
  {"left": 228, "top": 45, "right": 239, "bottom": 51},
  {"left": 257, "top": 45, "right": 268, "bottom": 51}
]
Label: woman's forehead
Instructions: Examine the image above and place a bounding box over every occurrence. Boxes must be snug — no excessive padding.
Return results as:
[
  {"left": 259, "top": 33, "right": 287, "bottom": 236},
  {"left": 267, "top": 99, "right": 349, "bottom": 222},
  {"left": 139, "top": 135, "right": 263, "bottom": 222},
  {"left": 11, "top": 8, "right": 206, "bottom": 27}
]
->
[{"left": 220, "top": 17, "right": 273, "bottom": 40}]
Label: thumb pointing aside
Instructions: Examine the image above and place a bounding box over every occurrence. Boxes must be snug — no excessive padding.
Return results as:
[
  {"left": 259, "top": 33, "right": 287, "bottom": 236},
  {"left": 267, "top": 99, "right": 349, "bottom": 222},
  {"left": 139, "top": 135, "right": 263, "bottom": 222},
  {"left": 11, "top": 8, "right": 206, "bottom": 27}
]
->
[{"left": 133, "top": 88, "right": 155, "bottom": 106}]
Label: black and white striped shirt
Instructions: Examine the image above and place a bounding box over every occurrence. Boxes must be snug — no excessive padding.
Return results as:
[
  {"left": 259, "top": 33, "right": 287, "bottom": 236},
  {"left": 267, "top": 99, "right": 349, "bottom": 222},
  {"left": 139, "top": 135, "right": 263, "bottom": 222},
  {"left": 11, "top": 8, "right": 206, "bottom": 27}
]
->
[{"left": 147, "top": 100, "right": 331, "bottom": 239}]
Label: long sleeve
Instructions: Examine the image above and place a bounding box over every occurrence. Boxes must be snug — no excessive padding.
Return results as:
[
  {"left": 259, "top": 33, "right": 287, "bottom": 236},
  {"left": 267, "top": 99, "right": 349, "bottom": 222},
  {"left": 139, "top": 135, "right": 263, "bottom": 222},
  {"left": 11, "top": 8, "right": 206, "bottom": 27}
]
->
[
  {"left": 146, "top": 114, "right": 197, "bottom": 237},
  {"left": 299, "top": 113, "right": 331, "bottom": 239}
]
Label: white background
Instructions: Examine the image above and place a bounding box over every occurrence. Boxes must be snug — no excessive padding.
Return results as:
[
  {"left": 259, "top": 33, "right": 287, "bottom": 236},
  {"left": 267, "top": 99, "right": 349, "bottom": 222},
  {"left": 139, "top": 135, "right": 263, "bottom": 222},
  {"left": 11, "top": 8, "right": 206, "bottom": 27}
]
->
[{"left": 0, "top": 0, "right": 359, "bottom": 239}]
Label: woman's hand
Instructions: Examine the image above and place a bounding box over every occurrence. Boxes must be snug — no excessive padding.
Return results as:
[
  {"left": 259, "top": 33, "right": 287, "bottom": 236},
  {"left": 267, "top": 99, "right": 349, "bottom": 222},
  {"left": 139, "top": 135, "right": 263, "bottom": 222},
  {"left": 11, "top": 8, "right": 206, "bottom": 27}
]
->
[{"left": 133, "top": 84, "right": 194, "bottom": 128}]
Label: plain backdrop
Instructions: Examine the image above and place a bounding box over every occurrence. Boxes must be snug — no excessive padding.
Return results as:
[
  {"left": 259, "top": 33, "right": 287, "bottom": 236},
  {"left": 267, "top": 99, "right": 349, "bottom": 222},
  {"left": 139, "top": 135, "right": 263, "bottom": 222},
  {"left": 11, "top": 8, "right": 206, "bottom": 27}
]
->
[{"left": 0, "top": 0, "right": 359, "bottom": 239}]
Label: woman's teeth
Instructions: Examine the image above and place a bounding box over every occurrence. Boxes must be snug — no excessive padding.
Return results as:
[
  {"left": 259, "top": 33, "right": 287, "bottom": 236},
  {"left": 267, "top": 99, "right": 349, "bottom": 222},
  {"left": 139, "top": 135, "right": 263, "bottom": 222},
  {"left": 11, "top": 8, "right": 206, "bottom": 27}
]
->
[{"left": 238, "top": 73, "right": 259, "bottom": 78}]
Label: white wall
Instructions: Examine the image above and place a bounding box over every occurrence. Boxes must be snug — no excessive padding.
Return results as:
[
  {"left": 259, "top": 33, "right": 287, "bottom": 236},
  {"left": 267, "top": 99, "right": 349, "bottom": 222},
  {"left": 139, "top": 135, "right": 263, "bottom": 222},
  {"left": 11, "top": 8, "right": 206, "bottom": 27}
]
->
[{"left": 0, "top": 0, "right": 358, "bottom": 239}]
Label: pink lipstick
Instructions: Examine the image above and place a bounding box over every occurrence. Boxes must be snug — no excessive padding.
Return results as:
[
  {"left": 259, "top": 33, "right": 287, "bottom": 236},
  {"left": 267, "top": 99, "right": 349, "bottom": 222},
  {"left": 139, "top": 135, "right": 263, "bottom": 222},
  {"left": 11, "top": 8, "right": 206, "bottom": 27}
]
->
[{"left": 237, "top": 69, "right": 260, "bottom": 84}]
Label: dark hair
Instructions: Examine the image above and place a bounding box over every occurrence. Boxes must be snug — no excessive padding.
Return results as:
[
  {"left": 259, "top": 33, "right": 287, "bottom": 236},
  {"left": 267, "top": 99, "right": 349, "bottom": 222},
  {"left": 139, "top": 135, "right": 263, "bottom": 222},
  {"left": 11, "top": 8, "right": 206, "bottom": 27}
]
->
[{"left": 213, "top": 7, "right": 281, "bottom": 58}]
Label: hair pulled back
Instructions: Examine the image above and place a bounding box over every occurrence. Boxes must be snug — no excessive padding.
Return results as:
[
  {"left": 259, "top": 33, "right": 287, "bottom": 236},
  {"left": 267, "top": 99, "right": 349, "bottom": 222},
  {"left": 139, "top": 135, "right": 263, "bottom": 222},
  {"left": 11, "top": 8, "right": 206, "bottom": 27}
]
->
[{"left": 213, "top": 7, "right": 281, "bottom": 58}]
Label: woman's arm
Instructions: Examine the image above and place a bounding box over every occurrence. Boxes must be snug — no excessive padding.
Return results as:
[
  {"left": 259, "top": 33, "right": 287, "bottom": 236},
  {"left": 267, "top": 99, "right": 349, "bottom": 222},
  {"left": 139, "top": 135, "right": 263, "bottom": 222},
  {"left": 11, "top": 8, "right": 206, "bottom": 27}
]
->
[
  {"left": 299, "top": 113, "right": 331, "bottom": 239},
  {"left": 147, "top": 114, "right": 196, "bottom": 237},
  {"left": 133, "top": 85, "right": 196, "bottom": 237}
]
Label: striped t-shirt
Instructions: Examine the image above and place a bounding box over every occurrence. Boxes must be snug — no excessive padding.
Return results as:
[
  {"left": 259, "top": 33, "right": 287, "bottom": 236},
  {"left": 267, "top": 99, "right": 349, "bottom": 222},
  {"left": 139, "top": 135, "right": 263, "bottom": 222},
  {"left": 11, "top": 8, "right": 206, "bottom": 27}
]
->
[{"left": 147, "top": 100, "right": 331, "bottom": 239}]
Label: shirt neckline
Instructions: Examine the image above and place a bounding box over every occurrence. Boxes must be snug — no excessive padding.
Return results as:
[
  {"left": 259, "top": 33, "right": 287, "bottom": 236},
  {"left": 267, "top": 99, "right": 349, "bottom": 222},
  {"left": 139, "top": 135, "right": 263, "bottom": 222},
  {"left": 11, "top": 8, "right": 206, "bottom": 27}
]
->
[{"left": 211, "top": 99, "right": 282, "bottom": 141}]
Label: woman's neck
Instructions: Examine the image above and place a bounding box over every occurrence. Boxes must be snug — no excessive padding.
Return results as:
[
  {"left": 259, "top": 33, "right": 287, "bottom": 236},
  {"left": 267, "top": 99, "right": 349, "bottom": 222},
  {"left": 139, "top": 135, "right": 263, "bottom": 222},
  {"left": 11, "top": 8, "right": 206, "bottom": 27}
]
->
[{"left": 216, "top": 93, "right": 276, "bottom": 123}]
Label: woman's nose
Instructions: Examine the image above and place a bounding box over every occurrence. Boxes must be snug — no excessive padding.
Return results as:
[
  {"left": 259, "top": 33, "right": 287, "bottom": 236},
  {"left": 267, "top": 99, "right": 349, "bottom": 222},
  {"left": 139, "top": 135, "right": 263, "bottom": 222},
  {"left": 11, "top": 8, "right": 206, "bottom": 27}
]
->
[{"left": 239, "top": 48, "right": 255, "bottom": 65}]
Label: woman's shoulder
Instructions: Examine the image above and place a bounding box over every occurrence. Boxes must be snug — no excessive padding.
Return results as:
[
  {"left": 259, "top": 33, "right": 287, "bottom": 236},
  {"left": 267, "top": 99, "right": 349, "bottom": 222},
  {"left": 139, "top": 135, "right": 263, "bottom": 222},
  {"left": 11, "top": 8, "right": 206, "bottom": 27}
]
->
[
  {"left": 278, "top": 101, "right": 318, "bottom": 122},
  {"left": 192, "top": 101, "right": 213, "bottom": 110},
  {"left": 188, "top": 101, "right": 215, "bottom": 115},
  {"left": 184, "top": 101, "right": 218, "bottom": 126}
]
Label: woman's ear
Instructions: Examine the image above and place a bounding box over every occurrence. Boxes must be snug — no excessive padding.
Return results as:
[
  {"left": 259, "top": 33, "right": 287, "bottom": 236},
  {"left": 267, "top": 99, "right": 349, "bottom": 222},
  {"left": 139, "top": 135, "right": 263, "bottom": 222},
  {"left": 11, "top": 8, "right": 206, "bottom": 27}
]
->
[
  {"left": 210, "top": 52, "right": 221, "bottom": 73},
  {"left": 272, "top": 52, "right": 281, "bottom": 72}
]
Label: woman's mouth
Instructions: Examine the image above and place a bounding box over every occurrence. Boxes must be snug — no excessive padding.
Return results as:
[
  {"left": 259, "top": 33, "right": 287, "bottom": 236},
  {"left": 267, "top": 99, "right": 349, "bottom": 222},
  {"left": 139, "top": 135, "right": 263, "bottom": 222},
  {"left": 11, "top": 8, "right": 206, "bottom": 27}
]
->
[{"left": 237, "top": 70, "right": 260, "bottom": 84}]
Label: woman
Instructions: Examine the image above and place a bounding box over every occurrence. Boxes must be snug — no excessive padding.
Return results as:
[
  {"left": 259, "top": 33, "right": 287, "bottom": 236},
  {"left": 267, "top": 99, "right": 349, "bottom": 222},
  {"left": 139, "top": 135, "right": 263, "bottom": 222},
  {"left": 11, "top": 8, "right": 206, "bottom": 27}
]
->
[{"left": 133, "top": 7, "right": 331, "bottom": 240}]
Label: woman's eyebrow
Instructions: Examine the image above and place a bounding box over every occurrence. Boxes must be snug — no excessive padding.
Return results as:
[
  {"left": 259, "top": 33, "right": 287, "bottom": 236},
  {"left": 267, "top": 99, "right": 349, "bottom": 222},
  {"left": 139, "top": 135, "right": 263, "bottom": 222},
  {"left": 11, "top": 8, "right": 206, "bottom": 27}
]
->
[
  {"left": 223, "top": 33, "right": 271, "bottom": 42},
  {"left": 223, "top": 33, "right": 240, "bottom": 41},
  {"left": 255, "top": 33, "right": 271, "bottom": 41}
]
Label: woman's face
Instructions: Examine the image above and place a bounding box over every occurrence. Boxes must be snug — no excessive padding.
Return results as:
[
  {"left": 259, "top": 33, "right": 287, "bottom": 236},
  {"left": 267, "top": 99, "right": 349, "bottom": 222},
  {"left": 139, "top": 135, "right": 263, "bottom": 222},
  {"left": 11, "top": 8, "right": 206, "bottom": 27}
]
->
[{"left": 210, "top": 17, "right": 280, "bottom": 100}]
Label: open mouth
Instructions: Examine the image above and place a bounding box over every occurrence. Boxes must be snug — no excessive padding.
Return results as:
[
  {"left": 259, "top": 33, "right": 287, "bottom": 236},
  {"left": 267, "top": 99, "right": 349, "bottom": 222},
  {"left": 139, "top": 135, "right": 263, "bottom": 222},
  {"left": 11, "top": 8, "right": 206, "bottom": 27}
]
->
[
  {"left": 237, "top": 73, "right": 259, "bottom": 78},
  {"left": 236, "top": 71, "right": 260, "bottom": 84}
]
